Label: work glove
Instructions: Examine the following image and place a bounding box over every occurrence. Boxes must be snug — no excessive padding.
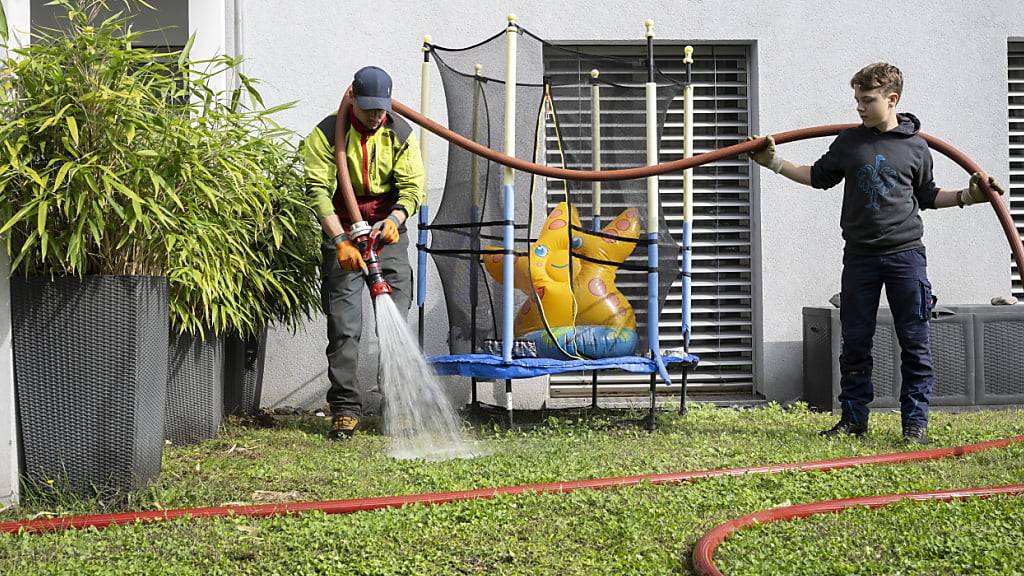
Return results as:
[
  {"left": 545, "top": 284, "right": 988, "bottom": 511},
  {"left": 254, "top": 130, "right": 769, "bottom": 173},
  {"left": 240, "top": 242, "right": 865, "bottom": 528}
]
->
[
  {"left": 962, "top": 173, "right": 1007, "bottom": 206},
  {"left": 372, "top": 214, "right": 402, "bottom": 245},
  {"left": 335, "top": 237, "right": 367, "bottom": 274},
  {"left": 747, "top": 135, "right": 784, "bottom": 173}
]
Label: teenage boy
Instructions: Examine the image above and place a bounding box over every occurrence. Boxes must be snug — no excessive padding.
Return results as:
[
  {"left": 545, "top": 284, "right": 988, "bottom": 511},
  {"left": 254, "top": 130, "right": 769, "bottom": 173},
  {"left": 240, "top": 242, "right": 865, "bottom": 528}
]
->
[{"left": 749, "top": 62, "right": 1005, "bottom": 444}]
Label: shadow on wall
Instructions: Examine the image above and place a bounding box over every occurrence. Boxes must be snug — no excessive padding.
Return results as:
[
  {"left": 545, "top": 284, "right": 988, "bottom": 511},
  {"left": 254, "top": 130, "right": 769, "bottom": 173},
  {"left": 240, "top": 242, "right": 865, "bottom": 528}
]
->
[
  {"left": 265, "top": 368, "right": 332, "bottom": 412},
  {"left": 763, "top": 340, "right": 803, "bottom": 402}
]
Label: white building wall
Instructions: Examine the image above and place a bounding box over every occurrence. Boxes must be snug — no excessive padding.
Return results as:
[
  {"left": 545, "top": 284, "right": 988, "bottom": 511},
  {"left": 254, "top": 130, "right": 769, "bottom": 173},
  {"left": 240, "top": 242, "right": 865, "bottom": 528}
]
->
[
  {"left": 2, "top": 0, "right": 32, "bottom": 508},
  {"left": 0, "top": 250, "right": 16, "bottom": 508},
  {"left": 238, "top": 0, "right": 1021, "bottom": 407}
]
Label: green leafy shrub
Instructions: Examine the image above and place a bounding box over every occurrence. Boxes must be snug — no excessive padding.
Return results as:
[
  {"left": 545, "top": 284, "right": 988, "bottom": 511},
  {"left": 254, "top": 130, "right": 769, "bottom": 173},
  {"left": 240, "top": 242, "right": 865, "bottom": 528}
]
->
[{"left": 0, "top": 0, "right": 320, "bottom": 336}]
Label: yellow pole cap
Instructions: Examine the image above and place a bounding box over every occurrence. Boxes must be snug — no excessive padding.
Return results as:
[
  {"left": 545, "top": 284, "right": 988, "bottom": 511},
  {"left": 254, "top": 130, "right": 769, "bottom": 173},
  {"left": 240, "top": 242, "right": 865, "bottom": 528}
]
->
[
  {"left": 507, "top": 14, "right": 517, "bottom": 24},
  {"left": 683, "top": 45, "right": 694, "bottom": 64},
  {"left": 591, "top": 69, "right": 600, "bottom": 79},
  {"left": 475, "top": 63, "right": 483, "bottom": 75},
  {"left": 644, "top": 19, "right": 654, "bottom": 38},
  {"left": 422, "top": 35, "right": 431, "bottom": 51}
]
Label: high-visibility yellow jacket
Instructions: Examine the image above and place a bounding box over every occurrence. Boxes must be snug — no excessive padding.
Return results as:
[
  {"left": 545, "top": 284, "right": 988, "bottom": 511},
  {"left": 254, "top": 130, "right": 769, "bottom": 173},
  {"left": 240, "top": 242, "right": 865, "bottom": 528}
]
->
[{"left": 301, "top": 111, "right": 424, "bottom": 226}]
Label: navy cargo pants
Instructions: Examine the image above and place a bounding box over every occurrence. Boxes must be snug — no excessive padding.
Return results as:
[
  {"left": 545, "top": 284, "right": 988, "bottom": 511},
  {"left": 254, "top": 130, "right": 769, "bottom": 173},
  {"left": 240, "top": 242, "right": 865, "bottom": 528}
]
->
[
  {"left": 839, "top": 246, "right": 935, "bottom": 429},
  {"left": 321, "top": 232, "right": 413, "bottom": 418}
]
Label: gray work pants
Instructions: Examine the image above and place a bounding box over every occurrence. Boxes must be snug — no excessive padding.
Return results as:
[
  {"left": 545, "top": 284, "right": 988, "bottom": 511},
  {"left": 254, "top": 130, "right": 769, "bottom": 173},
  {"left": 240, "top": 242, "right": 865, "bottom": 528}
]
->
[{"left": 321, "top": 233, "right": 413, "bottom": 417}]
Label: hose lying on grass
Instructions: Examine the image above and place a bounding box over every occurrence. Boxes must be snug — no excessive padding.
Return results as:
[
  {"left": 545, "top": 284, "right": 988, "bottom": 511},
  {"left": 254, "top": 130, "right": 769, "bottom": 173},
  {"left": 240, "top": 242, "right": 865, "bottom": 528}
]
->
[
  {"left": 2, "top": 436, "right": 1022, "bottom": 536},
  {"left": 691, "top": 482, "right": 1024, "bottom": 576}
]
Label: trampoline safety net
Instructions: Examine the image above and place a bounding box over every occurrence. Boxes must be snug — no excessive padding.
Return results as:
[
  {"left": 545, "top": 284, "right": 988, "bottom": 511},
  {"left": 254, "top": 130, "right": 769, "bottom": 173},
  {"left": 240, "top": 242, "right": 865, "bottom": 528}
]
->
[{"left": 425, "top": 27, "right": 683, "bottom": 361}]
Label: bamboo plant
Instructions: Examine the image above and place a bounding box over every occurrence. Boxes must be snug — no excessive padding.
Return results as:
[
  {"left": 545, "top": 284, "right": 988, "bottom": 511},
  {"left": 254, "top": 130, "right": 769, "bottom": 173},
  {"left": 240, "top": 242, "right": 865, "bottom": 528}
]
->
[{"left": 0, "top": 0, "right": 320, "bottom": 338}]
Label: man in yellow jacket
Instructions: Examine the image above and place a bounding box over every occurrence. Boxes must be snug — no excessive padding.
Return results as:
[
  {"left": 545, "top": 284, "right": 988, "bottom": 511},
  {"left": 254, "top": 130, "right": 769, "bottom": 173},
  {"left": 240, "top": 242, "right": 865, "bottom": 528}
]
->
[{"left": 301, "top": 66, "right": 425, "bottom": 439}]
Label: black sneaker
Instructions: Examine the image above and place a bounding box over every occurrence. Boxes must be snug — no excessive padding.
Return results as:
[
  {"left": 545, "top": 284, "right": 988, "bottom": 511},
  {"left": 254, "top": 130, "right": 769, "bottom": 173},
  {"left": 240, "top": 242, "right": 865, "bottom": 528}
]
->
[
  {"left": 327, "top": 415, "right": 359, "bottom": 440},
  {"left": 819, "top": 418, "right": 868, "bottom": 438},
  {"left": 902, "top": 425, "right": 928, "bottom": 445}
]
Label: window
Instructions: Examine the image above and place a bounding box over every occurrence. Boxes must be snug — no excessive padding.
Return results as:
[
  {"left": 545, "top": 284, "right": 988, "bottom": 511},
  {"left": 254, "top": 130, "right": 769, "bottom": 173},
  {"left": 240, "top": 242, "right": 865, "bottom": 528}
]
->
[
  {"left": 543, "top": 43, "right": 755, "bottom": 397},
  {"left": 31, "top": 0, "right": 188, "bottom": 49},
  {"left": 1010, "top": 41, "right": 1024, "bottom": 299}
]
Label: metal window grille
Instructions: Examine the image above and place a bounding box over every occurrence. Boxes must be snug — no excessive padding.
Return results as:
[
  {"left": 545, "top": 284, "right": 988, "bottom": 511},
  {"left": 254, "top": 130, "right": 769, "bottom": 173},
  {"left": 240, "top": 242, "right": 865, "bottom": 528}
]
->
[{"left": 543, "top": 43, "right": 754, "bottom": 396}]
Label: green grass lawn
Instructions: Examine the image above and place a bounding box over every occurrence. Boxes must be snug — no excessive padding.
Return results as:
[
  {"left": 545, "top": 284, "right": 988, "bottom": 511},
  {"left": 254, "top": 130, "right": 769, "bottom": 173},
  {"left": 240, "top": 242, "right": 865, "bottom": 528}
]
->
[{"left": 1, "top": 403, "right": 1022, "bottom": 575}]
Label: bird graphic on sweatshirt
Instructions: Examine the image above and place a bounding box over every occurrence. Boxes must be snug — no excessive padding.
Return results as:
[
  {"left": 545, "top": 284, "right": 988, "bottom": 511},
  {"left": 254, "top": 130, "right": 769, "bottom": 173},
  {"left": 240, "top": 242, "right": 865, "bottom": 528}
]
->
[{"left": 857, "top": 154, "right": 898, "bottom": 210}]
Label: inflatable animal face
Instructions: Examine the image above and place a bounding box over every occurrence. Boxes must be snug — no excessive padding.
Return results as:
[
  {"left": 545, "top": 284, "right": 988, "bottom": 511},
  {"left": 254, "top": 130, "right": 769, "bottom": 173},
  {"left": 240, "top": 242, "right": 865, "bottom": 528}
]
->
[{"left": 481, "top": 203, "right": 641, "bottom": 358}]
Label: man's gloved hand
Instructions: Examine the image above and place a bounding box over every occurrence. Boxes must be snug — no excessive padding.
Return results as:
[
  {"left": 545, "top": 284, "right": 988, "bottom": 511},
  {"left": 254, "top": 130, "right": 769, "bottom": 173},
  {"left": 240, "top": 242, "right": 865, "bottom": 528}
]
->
[
  {"left": 335, "top": 237, "right": 367, "bottom": 274},
  {"left": 372, "top": 213, "right": 401, "bottom": 245},
  {"left": 747, "top": 135, "right": 784, "bottom": 173},
  {"left": 962, "top": 172, "right": 1007, "bottom": 206}
]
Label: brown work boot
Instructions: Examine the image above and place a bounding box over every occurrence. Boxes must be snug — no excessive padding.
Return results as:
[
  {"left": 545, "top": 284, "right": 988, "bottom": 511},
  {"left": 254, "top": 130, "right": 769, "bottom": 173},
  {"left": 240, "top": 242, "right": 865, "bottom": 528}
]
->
[{"left": 327, "top": 415, "right": 359, "bottom": 440}]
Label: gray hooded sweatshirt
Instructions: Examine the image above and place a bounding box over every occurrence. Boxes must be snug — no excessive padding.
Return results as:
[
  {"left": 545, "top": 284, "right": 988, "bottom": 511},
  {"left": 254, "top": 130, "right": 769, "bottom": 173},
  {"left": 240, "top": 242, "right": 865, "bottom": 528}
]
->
[{"left": 810, "top": 112, "right": 940, "bottom": 255}]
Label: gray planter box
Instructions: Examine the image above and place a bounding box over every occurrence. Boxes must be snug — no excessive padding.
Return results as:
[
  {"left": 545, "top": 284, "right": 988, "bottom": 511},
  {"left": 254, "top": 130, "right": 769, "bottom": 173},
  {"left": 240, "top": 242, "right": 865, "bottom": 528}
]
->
[
  {"left": 948, "top": 304, "right": 1024, "bottom": 405},
  {"left": 223, "top": 326, "right": 266, "bottom": 416},
  {"left": 166, "top": 329, "right": 224, "bottom": 445},
  {"left": 803, "top": 305, "right": 1024, "bottom": 411},
  {"left": 11, "top": 275, "right": 168, "bottom": 495}
]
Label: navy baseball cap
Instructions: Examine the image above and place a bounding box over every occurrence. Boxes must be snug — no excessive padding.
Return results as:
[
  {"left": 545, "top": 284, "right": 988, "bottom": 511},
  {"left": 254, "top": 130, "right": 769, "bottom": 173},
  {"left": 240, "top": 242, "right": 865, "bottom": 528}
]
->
[{"left": 352, "top": 66, "right": 393, "bottom": 111}]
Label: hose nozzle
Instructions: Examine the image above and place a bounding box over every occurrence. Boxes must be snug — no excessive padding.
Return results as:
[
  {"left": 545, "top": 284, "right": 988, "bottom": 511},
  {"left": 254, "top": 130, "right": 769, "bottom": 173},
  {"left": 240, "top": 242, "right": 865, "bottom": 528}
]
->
[{"left": 355, "top": 227, "right": 393, "bottom": 299}]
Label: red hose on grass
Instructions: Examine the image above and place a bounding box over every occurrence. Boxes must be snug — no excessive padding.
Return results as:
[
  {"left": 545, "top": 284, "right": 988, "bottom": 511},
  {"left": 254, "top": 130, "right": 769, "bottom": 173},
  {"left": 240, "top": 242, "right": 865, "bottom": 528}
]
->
[
  {"left": 1, "top": 435, "right": 1021, "bottom": 535},
  {"left": 692, "top": 484, "right": 1024, "bottom": 576}
]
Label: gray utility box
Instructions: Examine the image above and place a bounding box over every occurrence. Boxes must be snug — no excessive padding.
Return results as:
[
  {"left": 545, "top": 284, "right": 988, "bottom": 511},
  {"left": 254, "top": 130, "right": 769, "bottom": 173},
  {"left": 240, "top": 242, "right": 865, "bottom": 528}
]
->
[{"left": 803, "top": 305, "right": 1024, "bottom": 411}]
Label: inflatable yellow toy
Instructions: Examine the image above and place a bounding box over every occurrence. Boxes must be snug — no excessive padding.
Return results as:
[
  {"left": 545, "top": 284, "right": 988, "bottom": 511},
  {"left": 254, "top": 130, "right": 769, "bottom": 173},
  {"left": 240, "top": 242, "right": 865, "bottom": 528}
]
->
[{"left": 481, "top": 202, "right": 640, "bottom": 358}]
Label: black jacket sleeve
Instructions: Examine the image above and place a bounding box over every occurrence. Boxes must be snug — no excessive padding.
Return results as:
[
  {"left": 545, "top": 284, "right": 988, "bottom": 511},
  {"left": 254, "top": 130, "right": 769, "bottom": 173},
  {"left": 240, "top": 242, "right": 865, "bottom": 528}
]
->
[
  {"left": 810, "top": 135, "right": 846, "bottom": 190},
  {"left": 911, "top": 145, "right": 940, "bottom": 210}
]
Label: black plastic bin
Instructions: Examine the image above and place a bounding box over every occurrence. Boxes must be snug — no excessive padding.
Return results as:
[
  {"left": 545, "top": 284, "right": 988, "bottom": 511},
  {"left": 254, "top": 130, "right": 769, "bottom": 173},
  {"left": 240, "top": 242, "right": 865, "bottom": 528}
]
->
[{"left": 803, "top": 304, "right": 1024, "bottom": 411}]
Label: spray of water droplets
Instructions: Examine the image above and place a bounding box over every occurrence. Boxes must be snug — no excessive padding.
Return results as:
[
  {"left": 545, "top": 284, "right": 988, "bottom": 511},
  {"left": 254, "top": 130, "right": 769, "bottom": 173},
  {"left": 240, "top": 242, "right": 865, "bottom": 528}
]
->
[{"left": 373, "top": 294, "right": 482, "bottom": 461}]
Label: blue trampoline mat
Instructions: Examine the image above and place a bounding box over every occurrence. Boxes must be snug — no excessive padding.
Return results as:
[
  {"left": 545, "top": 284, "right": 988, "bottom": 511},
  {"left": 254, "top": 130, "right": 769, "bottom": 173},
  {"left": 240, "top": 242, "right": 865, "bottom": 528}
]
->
[{"left": 427, "top": 353, "right": 699, "bottom": 381}]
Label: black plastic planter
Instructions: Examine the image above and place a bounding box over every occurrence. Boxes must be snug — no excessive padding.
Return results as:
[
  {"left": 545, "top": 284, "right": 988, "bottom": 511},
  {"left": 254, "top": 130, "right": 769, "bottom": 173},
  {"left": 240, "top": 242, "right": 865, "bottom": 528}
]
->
[
  {"left": 166, "top": 329, "right": 224, "bottom": 445},
  {"left": 11, "top": 275, "right": 168, "bottom": 495},
  {"left": 223, "top": 326, "right": 267, "bottom": 417}
]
